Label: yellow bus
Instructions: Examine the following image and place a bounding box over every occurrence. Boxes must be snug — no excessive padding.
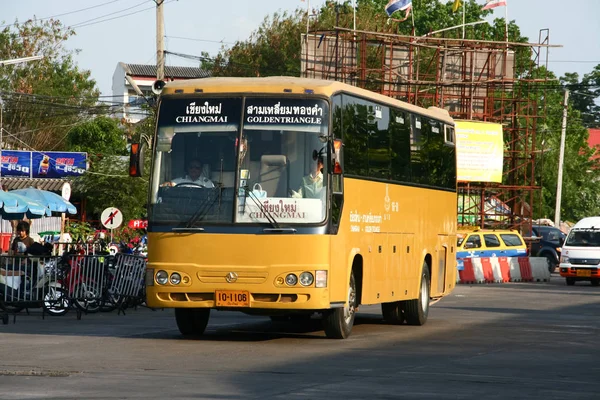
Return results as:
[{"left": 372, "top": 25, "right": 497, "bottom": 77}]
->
[{"left": 131, "top": 76, "right": 457, "bottom": 339}]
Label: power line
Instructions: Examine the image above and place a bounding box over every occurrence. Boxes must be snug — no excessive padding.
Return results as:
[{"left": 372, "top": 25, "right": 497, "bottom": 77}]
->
[
  {"left": 165, "top": 35, "right": 235, "bottom": 45},
  {"left": 71, "top": 0, "right": 150, "bottom": 28},
  {"left": 0, "top": 0, "right": 122, "bottom": 28}
]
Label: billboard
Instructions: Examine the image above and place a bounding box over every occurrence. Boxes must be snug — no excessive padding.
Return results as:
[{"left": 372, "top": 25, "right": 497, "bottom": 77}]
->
[
  {"left": 0, "top": 150, "right": 87, "bottom": 178},
  {"left": 455, "top": 120, "right": 504, "bottom": 183}
]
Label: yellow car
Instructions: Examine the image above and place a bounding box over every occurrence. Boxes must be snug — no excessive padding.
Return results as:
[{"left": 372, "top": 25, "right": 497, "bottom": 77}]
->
[{"left": 456, "top": 229, "right": 528, "bottom": 269}]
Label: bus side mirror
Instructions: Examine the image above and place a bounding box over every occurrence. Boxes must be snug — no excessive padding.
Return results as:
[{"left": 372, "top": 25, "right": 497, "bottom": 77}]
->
[{"left": 129, "top": 142, "right": 144, "bottom": 177}]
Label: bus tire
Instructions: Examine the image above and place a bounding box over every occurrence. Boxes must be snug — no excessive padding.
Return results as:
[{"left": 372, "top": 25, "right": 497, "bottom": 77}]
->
[
  {"left": 381, "top": 301, "right": 405, "bottom": 324},
  {"left": 175, "top": 308, "right": 210, "bottom": 336},
  {"left": 405, "top": 264, "right": 430, "bottom": 326},
  {"left": 323, "top": 271, "right": 357, "bottom": 339}
]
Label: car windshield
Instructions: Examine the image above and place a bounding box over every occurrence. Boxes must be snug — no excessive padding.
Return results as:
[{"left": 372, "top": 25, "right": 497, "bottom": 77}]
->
[{"left": 565, "top": 229, "right": 600, "bottom": 247}]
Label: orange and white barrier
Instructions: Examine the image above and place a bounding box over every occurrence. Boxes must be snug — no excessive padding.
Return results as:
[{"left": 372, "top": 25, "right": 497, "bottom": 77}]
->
[{"left": 457, "top": 256, "right": 550, "bottom": 284}]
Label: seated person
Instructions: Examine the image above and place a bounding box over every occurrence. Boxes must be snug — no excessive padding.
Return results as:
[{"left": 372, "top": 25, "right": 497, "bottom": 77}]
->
[
  {"left": 291, "top": 156, "right": 324, "bottom": 199},
  {"left": 163, "top": 159, "right": 215, "bottom": 188},
  {"left": 10, "top": 221, "right": 35, "bottom": 256}
]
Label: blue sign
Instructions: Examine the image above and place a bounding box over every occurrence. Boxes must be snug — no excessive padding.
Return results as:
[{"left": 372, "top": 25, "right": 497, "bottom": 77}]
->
[
  {"left": 0, "top": 151, "right": 87, "bottom": 178},
  {"left": 1, "top": 150, "right": 31, "bottom": 177},
  {"left": 32, "top": 152, "right": 87, "bottom": 178}
]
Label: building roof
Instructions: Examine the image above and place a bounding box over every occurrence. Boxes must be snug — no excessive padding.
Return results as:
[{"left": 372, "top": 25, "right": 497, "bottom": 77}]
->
[
  {"left": 0, "top": 178, "right": 72, "bottom": 192},
  {"left": 120, "top": 62, "right": 211, "bottom": 79},
  {"left": 588, "top": 128, "right": 600, "bottom": 161}
]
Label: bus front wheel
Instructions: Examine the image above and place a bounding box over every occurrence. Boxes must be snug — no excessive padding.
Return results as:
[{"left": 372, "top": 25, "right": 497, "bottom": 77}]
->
[
  {"left": 175, "top": 308, "right": 210, "bottom": 336},
  {"left": 323, "top": 271, "right": 357, "bottom": 339},
  {"left": 405, "top": 264, "right": 430, "bottom": 326}
]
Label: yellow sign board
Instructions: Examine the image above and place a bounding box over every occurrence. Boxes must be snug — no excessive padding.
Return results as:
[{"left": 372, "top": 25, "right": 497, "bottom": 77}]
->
[{"left": 455, "top": 120, "right": 504, "bottom": 183}]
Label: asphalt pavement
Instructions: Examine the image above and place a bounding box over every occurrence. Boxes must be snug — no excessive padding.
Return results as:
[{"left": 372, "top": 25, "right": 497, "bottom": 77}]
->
[{"left": 1, "top": 274, "right": 599, "bottom": 399}]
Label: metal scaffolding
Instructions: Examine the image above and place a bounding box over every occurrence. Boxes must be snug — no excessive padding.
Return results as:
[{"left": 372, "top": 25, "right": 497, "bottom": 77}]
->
[{"left": 301, "top": 27, "right": 558, "bottom": 233}]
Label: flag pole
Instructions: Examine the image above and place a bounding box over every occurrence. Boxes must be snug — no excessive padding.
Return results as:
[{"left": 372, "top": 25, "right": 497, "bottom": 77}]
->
[
  {"left": 462, "top": 1, "right": 465, "bottom": 39},
  {"left": 504, "top": 1, "right": 509, "bottom": 45}
]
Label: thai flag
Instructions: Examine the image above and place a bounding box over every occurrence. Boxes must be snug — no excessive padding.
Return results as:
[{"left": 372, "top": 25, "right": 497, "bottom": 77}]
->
[
  {"left": 482, "top": 0, "right": 507, "bottom": 10},
  {"left": 385, "top": 0, "right": 412, "bottom": 17}
]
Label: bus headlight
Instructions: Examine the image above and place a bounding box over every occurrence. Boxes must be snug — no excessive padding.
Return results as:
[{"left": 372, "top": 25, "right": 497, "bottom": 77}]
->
[
  {"left": 299, "top": 272, "right": 314, "bottom": 286},
  {"left": 315, "top": 270, "right": 327, "bottom": 288},
  {"left": 170, "top": 272, "right": 182, "bottom": 285},
  {"left": 285, "top": 274, "right": 298, "bottom": 286},
  {"left": 156, "top": 270, "right": 168, "bottom": 285}
]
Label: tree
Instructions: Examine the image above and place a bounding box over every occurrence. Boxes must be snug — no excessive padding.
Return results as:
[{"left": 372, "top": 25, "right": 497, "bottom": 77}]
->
[
  {"left": 71, "top": 115, "right": 152, "bottom": 222},
  {"left": 66, "top": 116, "right": 128, "bottom": 156},
  {"left": 75, "top": 155, "right": 149, "bottom": 221},
  {"left": 560, "top": 67, "right": 600, "bottom": 128},
  {"left": 0, "top": 18, "right": 99, "bottom": 151}
]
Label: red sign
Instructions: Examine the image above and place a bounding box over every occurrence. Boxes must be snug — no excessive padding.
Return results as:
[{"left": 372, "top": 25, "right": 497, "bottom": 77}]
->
[{"left": 128, "top": 219, "right": 148, "bottom": 229}]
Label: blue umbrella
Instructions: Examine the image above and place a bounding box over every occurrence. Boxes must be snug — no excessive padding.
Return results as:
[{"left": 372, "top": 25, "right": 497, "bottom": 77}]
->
[
  {"left": 0, "top": 191, "right": 51, "bottom": 220},
  {"left": 10, "top": 187, "right": 77, "bottom": 215}
]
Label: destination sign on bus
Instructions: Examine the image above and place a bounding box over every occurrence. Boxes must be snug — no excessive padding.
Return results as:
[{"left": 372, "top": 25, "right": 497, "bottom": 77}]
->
[
  {"left": 244, "top": 98, "right": 329, "bottom": 128},
  {"left": 158, "top": 98, "right": 242, "bottom": 126}
]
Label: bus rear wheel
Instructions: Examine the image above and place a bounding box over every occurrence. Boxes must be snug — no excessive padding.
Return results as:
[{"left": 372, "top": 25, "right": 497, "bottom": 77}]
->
[
  {"left": 405, "top": 264, "right": 430, "bottom": 326},
  {"left": 175, "top": 308, "right": 210, "bottom": 336},
  {"left": 323, "top": 271, "right": 357, "bottom": 339},
  {"left": 381, "top": 301, "right": 405, "bottom": 324}
]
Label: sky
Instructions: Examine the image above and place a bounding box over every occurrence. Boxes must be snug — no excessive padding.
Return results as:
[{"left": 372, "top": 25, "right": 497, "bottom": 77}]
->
[{"left": 3, "top": 0, "right": 600, "bottom": 97}]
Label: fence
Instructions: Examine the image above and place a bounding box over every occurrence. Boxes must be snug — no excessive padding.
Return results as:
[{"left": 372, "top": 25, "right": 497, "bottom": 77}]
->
[{"left": 0, "top": 253, "right": 147, "bottom": 323}]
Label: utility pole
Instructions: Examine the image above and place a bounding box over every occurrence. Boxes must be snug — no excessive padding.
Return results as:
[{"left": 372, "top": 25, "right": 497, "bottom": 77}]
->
[
  {"left": 156, "top": 0, "right": 165, "bottom": 80},
  {"left": 554, "top": 89, "right": 569, "bottom": 228}
]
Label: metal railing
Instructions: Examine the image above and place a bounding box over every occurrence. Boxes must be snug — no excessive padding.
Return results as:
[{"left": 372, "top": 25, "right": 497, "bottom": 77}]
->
[{"left": 0, "top": 253, "right": 147, "bottom": 323}]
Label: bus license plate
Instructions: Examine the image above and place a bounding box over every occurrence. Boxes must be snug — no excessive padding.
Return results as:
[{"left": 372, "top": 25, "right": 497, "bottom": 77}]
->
[
  {"left": 215, "top": 290, "right": 250, "bottom": 307},
  {"left": 577, "top": 269, "right": 592, "bottom": 277}
]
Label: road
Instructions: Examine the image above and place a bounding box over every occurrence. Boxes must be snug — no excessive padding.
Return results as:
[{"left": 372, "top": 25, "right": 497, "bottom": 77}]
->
[{"left": 1, "top": 274, "right": 599, "bottom": 399}]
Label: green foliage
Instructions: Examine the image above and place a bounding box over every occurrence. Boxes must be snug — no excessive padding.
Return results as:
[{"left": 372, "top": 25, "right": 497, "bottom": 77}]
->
[
  {"left": 0, "top": 18, "right": 99, "bottom": 150},
  {"left": 65, "top": 220, "right": 95, "bottom": 243},
  {"left": 74, "top": 155, "right": 148, "bottom": 222},
  {"left": 66, "top": 116, "right": 128, "bottom": 156}
]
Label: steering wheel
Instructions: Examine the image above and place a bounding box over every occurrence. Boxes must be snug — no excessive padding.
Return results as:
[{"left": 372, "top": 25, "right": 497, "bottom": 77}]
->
[{"left": 173, "top": 182, "right": 207, "bottom": 188}]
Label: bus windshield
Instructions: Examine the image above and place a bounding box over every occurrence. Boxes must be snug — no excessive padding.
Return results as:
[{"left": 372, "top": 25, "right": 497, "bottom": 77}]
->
[{"left": 149, "top": 96, "right": 330, "bottom": 228}]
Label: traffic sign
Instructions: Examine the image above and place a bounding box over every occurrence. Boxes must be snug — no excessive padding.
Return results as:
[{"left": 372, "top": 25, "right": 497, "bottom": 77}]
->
[{"left": 101, "top": 207, "right": 123, "bottom": 229}]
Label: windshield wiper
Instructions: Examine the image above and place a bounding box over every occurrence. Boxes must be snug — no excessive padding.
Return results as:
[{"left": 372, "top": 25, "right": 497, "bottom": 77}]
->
[
  {"left": 180, "top": 191, "right": 220, "bottom": 229},
  {"left": 263, "top": 228, "right": 296, "bottom": 234},
  {"left": 244, "top": 186, "right": 279, "bottom": 229},
  {"left": 172, "top": 227, "right": 205, "bottom": 232}
]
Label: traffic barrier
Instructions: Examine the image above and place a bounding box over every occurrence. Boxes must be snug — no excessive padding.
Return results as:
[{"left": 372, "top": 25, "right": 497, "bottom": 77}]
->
[
  {"left": 471, "top": 258, "right": 486, "bottom": 283},
  {"left": 497, "top": 257, "right": 511, "bottom": 282},
  {"left": 458, "top": 258, "right": 477, "bottom": 284},
  {"left": 480, "top": 258, "right": 495, "bottom": 282},
  {"left": 529, "top": 257, "right": 551, "bottom": 282},
  {"left": 509, "top": 258, "right": 522, "bottom": 281},
  {"left": 457, "top": 256, "right": 550, "bottom": 284},
  {"left": 518, "top": 257, "right": 534, "bottom": 282}
]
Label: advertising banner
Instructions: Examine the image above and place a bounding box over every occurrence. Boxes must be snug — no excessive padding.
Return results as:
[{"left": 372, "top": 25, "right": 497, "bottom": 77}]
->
[
  {"left": 0, "top": 150, "right": 31, "bottom": 177},
  {"left": 0, "top": 151, "right": 87, "bottom": 178},
  {"left": 32, "top": 151, "right": 87, "bottom": 178},
  {"left": 455, "top": 120, "right": 504, "bottom": 183}
]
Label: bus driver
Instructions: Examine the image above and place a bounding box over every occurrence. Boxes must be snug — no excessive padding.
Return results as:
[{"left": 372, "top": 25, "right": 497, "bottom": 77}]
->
[{"left": 164, "top": 159, "right": 215, "bottom": 188}]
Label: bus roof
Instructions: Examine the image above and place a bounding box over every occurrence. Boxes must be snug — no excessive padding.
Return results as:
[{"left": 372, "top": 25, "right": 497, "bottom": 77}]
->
[{"left": 161, "top": 76, "right": 454, "bottom": 125}]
